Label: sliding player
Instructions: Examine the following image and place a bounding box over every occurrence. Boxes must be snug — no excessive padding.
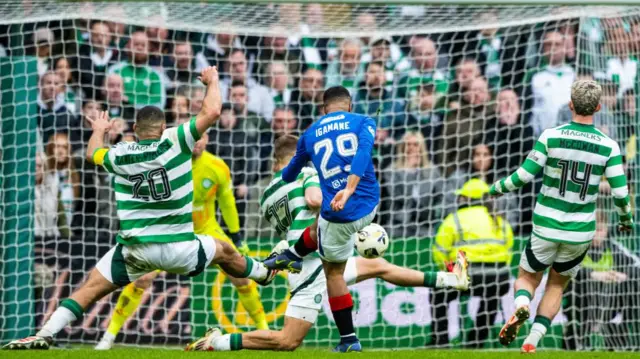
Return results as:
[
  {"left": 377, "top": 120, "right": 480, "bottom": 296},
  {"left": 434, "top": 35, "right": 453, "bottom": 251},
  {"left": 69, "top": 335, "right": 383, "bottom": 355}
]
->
[
  {"left": 490, "top": 80, "right": 632, "bottom": 353},
  {"left": 184, "top": 135, "right": 469, "bottom": 352},
  {"left": 95, "top": 131, "right": 269, "bottom": 350},
  {"left": 3, "top": 67, "right": 277, "bottom": 351}
]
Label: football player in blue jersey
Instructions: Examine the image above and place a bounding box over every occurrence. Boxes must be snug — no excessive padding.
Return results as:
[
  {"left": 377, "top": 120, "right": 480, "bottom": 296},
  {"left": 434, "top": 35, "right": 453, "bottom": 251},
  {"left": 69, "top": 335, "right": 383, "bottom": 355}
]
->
[{"left": 266, "top": 86, "right": 379, "bottom": 352}]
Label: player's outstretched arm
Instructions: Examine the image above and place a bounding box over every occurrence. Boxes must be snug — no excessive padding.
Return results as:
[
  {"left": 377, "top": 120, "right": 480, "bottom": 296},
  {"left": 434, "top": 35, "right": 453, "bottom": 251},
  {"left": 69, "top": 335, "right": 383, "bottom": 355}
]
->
[
  {"left": 85, "top": 111, "right": 112, "bottom": 164},
  {"left": 282, "top": 136, "right": 309, "bottom": 183},
  {"left": 605, "top": 144, "right": 633, "bottom": 231},
  {"left": 490, "top": 132, "right": 548, "bottom": 196},
  {"left": 194, "top": 66, "right": 222, "bottom": 136},
  {"left": 330, "top": 118, "right": 376, "bottom": 211}
]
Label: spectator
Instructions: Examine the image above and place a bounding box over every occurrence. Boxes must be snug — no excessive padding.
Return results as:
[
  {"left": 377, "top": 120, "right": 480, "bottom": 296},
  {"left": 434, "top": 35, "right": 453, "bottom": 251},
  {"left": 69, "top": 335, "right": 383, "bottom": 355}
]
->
[
  {"left": 37, "top": 71, "right": 76, "bottom": 145},
  {"left": 325, "top": 38, "right": 364, "bottom": 96},
  {"left": 78, "top": 20, "right": 120, "bottom": 99},
  {"left": 34, "top": 152, "right": 69, "bottom": 243},
  {"left": 31, "top": 27, "right": 56, "bottom": 76},
  {"left": 383, "top": 131, "right": 445, "bottom": 238},
  {"left": 259, "top": 107, "right": 298, "bottom": 176},
  {"left": 563, "top": 211, "right": 640, "bottom": 350},
  {"left": 604, "top": 22, "right": 637, "bottom": 97},
  {"left": 195, "top": 25, "right": 245, "bottom": 73},
  {"left": 396, "top": 36, "right": 449, "bottom": 100},
  {"left": 256, "top": 25, "right": 304, "bottom": 84},
  {"left": 290, "top": 67, "right": 324, "bottom": 130},
  {"left": 45, "top": 133, "right": 80, "bottom": 224},
  {"left": 436, "top": 76, "right": 493, "bottom": 175},
  {"left": 448, "top": 58, "right": 481, "bottom": 109},
  {"left": 354, "top": 61, "right": 407, "bottom": 139},
  {"left": 525, "top": 31, "right": 576, "bottom": 135},
  {"left": 408, "top": 84, "right": 445, "bottom": 139},
  {"left": 219, "top": 49, "right": 274, "bottom": 121},
  {"left": 361, "top": 36, "right": 411, "bottom": 91},
  {"left": 107, "top": 31, "right": 166, "bottom": 109},
  {"left": 69, "top": 99, "right": 100, "bottom": 151},
  {"left": 448, "top": 143, "right": 520, "bottom": 226},
  {"left": 189, "top": 85, "right": 206, "bottom": 115},
  {"left": 146, "top": 17, "right": 171, "bottom": 66},
  {"left": 229, "top": 80, "right": 269, "bottom": 137},
  {"left": 101, "top": 73, "right": 136, "bottom": 124},
  {"left": 266, "top": 61, "right": 293, "bottom": 106},
  {"left": 54, "top": 57, "right": 83, "bottom": 115},
  {"left": 278, "top": 3, "right": 326, "bottom": 68},
  {"left": 430, "top": 179, "right": 513, "bottom": 348},
  {"left": 165, "top": 41, "right": 198, "bottom": 91},
  {"left": 169, "top": 94, "right": 191, "bottom": 125},
  {"left": 486, "top": 89, "right": 535, "bottom": 173},
  {"left": 450, "top": 11, "right": 504, "bottom": 90},
  {"left": 208, "top": 104, "right": 261, "bottom": 209},
  {"left": 615, "top": 88, "right": 636, "bottom": 147}
]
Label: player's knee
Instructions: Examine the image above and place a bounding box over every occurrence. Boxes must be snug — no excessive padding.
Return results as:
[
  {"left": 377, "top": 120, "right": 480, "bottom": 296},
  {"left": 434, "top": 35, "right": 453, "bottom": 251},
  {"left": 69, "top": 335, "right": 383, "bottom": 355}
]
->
[
  {"left": 133, "top": 276, "right": 154, "bottom": 290},
  {"left": 277, "top": 335, "right": 302, "bottom": 351},
  {"left": 216, "top": 239, "right": 241, "bottom": 262}
]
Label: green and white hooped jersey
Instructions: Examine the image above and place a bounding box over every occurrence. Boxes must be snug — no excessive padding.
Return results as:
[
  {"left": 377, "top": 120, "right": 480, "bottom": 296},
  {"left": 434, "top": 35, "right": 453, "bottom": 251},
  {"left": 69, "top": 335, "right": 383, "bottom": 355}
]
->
[
  {"left": 497, "top": 122, "right": 631, "bottom": 244},
  {"left": 260, "top": 167, "right": 320, "bottom": 247},
  {"left": 102, "top": 119, "right": 200, "bottom": 245}
]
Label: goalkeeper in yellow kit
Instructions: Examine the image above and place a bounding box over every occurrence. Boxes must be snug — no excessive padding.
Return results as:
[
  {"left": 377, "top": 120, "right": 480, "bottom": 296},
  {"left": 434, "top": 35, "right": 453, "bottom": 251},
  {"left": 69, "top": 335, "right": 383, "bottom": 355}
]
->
[{"left": 95, "top": 131, "right": 268, "bottom": 350}]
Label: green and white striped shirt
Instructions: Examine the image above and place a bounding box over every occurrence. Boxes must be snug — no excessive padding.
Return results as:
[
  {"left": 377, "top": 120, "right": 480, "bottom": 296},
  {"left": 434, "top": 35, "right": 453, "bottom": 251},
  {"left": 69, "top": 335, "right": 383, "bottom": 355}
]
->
[
  {"left": 101, "top": 119, "right": 200, "bottom": 245},
  {"left": 260, "top": 167, "right": 320, "bottom": 247},
  {"left": 490, "top": 122, "right": 632, "bottom": 244}
]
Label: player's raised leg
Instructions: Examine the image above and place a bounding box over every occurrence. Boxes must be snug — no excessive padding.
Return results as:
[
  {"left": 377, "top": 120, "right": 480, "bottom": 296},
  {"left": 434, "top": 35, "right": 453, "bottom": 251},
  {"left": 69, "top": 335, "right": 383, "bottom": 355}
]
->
[
  {"left": 4, "top": 265, "right": 120, "bottom": 350},
  {"left": 207, "top": 236, "right": 276, "bottom": 285},
  {"left": 95, "top": 271, "right": 160, "bottom": 350},
  {"left": 355, "top": 250, "right": 469, "bottom": 290}
]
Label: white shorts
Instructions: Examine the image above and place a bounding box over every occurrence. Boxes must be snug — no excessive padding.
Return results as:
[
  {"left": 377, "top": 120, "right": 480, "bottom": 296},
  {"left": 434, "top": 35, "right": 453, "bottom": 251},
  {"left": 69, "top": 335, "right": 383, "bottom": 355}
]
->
[
  {"left": 317, "top": 208, "right": 377, "bottom": 263},
  {"left": 520, "top": 234, "right": 591, "bottom": 278},
  {"left": 285, "top": 257, "right": 358, "bottom": 324},
  {"left": 96, "top": 235, "right": 216, "bottom": 286}
]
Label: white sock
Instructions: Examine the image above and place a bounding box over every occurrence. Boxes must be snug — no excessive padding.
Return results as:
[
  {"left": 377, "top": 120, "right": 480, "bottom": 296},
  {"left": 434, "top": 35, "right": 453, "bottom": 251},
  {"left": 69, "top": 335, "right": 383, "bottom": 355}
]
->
[
  {"left": 36, "top": 307, "right": 77, "bottom": 337},
  {"left": 288, "top": 247, "right": 302, "bottom": 259},
  {"left": 212, "top": 334, "right": 231, "bottom": 351},
  {"left": 514, "top": 295, "right": 531, "bottom": 308},
  {"left": 101, "top": 332, "right": 116, "bottom": 343},
  {"left": 246, "top": 257, "right": 268, "bottom": 281},
  {"left": 523, "top": 322, "right": 547, "bottom": 347},
  {"left": 436, "top": 272, "right": 460, "bottom": 288}
]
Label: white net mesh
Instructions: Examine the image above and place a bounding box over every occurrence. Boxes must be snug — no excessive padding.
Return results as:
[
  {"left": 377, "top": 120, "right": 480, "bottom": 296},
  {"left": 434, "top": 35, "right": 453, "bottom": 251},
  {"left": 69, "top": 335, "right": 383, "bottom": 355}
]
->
[{"left": 1, "top": 0, "right": 640, "bottom": 351}]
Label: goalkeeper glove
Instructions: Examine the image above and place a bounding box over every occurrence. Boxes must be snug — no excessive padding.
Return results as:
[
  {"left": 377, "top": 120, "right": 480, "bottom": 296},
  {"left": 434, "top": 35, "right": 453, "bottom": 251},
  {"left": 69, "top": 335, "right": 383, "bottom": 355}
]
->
[{"left": 228, "top": 232, "right": 250, "bottom": 255}]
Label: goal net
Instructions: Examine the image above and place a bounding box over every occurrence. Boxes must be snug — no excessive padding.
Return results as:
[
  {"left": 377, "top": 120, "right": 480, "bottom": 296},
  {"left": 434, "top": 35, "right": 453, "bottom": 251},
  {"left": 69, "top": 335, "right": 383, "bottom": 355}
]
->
[{"left": 1, "top": 0, "right": 640, "bottom": 351}]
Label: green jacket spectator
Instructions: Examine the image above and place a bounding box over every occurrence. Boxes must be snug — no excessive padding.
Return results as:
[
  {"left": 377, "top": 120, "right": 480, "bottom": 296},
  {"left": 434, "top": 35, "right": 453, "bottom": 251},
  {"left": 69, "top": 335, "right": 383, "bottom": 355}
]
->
[{"left": 395, "top": 37, "right": 449, "bottom": 100}]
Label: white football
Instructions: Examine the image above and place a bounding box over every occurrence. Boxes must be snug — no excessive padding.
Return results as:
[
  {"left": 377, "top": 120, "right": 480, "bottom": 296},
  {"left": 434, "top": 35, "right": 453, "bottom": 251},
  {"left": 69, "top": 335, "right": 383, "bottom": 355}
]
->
[{"left": 356, "top": 223, "right": 389, "bottom": 259}]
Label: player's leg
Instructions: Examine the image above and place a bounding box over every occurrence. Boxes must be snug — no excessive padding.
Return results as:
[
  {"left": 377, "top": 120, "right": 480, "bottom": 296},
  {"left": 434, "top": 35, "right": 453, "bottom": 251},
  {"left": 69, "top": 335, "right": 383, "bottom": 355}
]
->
[
  {"left": 353, "top": 251, "right": 469, "bottom": 290},
  {"left": 499, "top": 235, "right": 554, "bottom": 346},
  {"left": 96, "top": 270, "right": 161, "bottom": 350},
  {"left": 3, "top": 245, "right": 135, "bottom": 350},
  {"left": 228, "top": 275, "right": 269, "bottom": 330},
  {"left": 521, "top": 242, "right": 589, "bottom": 353},
  {"left": 264, "top": 223, "right": 317, "bottom": 272},
  {"left": 205, "top": 236, "right": 276, "bottom": 285}
]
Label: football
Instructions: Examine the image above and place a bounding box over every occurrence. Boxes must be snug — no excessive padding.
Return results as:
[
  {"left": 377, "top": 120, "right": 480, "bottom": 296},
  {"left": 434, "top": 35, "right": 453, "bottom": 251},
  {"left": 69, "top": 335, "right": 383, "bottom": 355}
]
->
[{"left": 356, "top": 223, "right": 390, "bottom": 259}]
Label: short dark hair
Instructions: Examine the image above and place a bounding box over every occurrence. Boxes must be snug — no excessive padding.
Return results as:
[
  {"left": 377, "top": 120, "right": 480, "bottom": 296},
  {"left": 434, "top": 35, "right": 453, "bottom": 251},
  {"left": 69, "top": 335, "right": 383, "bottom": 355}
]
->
[
  {"left": 229, "top": 48, "right": 245, "bottom": 59},
  {"left": 274, "top": 134, "right": 299, "bottom": 163},
  {"left": 136, "top": 106, "right": 165, "bottom": 126},
  {"left": 322, "top": 86, "right": 352, "bottom": 107},
  {"left": 231, "top": 79, "right": 246, "bottom": 89}
]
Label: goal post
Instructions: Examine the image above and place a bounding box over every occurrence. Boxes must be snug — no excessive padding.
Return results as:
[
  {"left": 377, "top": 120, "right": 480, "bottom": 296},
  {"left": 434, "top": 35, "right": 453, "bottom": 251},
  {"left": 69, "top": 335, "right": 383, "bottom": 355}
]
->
[{"left": 1, "top": 0, "right": 640, "bottom": 351}]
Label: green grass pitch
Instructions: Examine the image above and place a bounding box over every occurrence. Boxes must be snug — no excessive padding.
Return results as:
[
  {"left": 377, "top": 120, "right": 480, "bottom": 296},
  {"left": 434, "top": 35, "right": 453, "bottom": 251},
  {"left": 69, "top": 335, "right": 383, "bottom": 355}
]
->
[{"left": 2, "top": 348, "right": 639, "bottom": 359}]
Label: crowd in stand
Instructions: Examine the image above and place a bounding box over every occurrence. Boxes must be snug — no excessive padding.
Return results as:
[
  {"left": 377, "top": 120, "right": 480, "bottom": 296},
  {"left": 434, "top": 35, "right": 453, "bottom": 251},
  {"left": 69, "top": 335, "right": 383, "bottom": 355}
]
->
[{"left": 2, "top": 5, "right": 639, "bottom": 242}]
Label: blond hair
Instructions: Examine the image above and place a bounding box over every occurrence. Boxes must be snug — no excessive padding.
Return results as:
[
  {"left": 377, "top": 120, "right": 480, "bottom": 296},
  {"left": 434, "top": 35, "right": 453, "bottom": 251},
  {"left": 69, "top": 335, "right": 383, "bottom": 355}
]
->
[
  {"left": 394, "top": 131, "right": 432, "bottom": 169},
  {"left": 571, "top": 79, "right": 602, "bottom": 116}
]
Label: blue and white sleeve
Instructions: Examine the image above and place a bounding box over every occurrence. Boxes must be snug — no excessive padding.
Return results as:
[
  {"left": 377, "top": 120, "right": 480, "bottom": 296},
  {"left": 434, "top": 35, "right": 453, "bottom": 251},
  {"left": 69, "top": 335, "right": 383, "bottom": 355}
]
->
[{"left": 350, "top": 118, "right": 376, "bottom": 177}]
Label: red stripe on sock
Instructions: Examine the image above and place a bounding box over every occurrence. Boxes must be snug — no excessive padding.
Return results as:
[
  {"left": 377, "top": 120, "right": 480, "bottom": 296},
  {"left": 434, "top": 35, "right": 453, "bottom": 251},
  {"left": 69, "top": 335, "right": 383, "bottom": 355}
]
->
[
  {"left": 329, "top": 294, "right": 353, "bottom": 311},
  {"left": 302, "top": 227, "right": 317, "bottom": 250}
]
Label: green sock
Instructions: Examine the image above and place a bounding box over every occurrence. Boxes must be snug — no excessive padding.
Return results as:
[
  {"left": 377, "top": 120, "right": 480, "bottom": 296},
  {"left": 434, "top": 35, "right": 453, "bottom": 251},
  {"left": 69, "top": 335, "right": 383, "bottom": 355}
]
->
[
  {"left": 423, "top": 272, "right": 438, "bottom": 287},
  {"left": 230, "top": 333, "right": 243, "bottom": 351}
]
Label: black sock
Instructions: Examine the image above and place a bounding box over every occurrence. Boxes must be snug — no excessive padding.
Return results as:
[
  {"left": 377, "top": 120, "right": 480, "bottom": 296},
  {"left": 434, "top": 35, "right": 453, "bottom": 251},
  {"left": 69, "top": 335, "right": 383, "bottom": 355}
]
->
[
  {"left": 293, "top": 227, "right": 316, "bottom": 257},
  {"left": 329, "top": 294, "right": 357, "bottom": 343}
]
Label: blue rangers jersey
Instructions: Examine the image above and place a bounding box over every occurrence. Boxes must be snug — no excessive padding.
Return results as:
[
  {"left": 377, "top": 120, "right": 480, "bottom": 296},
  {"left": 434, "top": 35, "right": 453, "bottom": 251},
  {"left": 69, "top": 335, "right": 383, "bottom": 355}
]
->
[{"left": 282, "top": 111, "right": 380, "bottom": 223}]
